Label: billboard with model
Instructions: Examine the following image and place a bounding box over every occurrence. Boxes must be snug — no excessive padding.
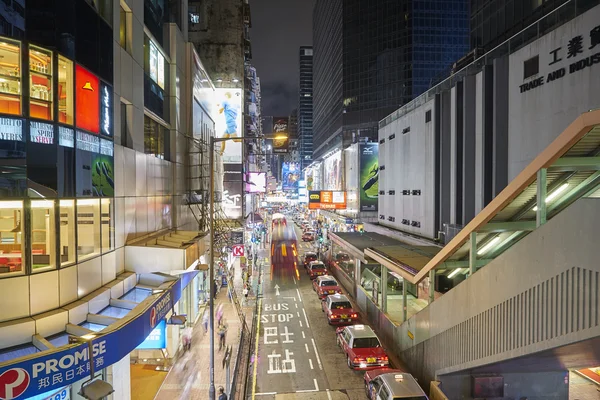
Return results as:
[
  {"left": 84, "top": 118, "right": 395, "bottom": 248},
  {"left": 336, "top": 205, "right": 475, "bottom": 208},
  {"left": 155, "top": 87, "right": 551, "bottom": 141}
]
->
[
  {"left": 359, "top": 143, "right": 379, "bottom": 211},
  {"left": 215, "top": 88, "right": 243, "bottom": 163},
  {"left": 281, "top": 162, "right": 300, "bottom": 192}
]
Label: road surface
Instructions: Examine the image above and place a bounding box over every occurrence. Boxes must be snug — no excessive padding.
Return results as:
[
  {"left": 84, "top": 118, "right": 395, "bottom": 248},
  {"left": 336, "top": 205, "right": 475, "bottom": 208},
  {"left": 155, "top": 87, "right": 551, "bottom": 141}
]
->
[{"left": 250, "top": 218, "right": 366, "bottom": 400}]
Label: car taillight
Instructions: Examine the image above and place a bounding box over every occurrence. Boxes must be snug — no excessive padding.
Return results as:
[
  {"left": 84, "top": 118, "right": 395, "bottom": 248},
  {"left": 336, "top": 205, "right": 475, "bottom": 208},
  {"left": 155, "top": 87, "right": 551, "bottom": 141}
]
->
[
  {"left": 351, "top": 313, "right": 358, "bottom": 318},
  {"left": 353, "top": 357, "right": 364, "bottom": 363},
  {"left": 331, "top": 314, "right": 338, "bottom": 319},
  {"left": 380, "top": 356, "right": 388, "bottom": 361}
]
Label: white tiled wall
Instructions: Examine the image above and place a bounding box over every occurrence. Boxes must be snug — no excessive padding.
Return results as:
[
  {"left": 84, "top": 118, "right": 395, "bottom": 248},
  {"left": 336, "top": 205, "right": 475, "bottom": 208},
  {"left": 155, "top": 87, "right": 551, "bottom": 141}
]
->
[
  {"left": 30, "top": 271, "right": 59, "bottom": 315},
  {"left": 0, "top": 276, "right": 29, "bottom": 321}
]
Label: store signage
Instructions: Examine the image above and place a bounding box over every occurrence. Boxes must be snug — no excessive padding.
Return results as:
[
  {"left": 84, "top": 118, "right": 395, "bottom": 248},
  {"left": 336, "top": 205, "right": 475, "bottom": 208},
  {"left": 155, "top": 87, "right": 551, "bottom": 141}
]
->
[
  {"left": 100, "top": 82, "right": 112, "bottom": 136},
  {"left": 232, "top": 244, "right": 244, "bottom": 257},
  {"left": 76, "top": 130, "right": 99, "bottom": 153},
  {"left": 100, "top": 138, "right": 113, "bottom": 156},
  {"left": 0, "top": 285, "right": 182, "bottom": 399},
  {"left": 0, "top": 117, "right": 23, "bottom": 141},
  {"left": 58, "top": 127, "right": 74, "bottom": 148},
  {"left": 272, "top": 117, "right": 289, "bottom": 154},
  {"left": 30, "top": 121, "right": 54, "bottom": 145},
  {"left": 42, "top": 386, "right": 70, "bottom": 400},
  {"left": 75, "top": 65, "right": 100, "bottom": 134},
  {"left": 308, "top": 190, "right": 347, "bottom": 210},
  {"left": 519, "top": 23, "right": 600, "bottom": 94},
  {"left": 136, "top": 319, "right": 166, "bottom": 349}
]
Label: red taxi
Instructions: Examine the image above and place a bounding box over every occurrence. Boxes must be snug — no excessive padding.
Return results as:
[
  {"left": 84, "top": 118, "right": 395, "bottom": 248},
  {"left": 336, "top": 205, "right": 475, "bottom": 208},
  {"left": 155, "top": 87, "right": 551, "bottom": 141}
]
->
[
  {"left": 307, "top": 261, "right": 328, "bottom": 279},
  {"left": 302, "top": 231, "right": 315, "bottom": 241},
  {"left": 364, "top": 369, "right": 428, "bottom": 400},
  {"left": 312, "top": 275, "right": 343, "bottom": 299},
  {"left": 321, "top": 294, "right": 358, "bottom": 325},
  {"left": 303, "top": 252, "right": 318, "bottom": 268},
  {"left": 336, "top": 325, "right": 389, "bottom": 370}
]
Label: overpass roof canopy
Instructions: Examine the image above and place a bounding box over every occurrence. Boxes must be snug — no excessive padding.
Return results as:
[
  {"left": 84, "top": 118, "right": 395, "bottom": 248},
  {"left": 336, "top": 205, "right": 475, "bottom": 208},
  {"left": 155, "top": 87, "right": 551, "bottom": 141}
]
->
[{"left": 366, "top": 109, "right": 600, "bottom": 285}]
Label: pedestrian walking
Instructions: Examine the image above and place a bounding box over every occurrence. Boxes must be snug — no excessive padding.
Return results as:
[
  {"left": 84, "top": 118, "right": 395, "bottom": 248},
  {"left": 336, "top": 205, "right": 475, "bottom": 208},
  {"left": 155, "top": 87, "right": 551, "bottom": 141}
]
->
[
  {"left": 218, "top": 320, "right": 228, "bottom": 351},
  {"left": 216, "top": 303, "right": 224, "bottom": 325},
  {"left": 213, "top": 280, "right": 218, "bottom": 299},
  {"left": 202, "top": 310, "right": 209, "bottom": 335},
  {"left": 218, "top": 386, "right": 227, "bottom": 400},
  {"left": 243, "top": 283, "right": 249, "bottom": 305},
  {"left": 181, "top": 326, "right": 192, "bottom": 351}
]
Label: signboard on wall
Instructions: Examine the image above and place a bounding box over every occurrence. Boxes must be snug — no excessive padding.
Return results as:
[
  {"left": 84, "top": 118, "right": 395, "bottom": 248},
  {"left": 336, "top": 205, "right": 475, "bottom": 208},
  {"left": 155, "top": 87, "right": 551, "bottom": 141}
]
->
[
  {"left": 323, "top": 150, "right": 342, "bottom": 191},
  {"left": 58, "top": 127, "right": 74, "bottom": 148},
  {"left": 282, "top": 162, "right": 300, "bottom": 192},
  {"left": 136, "top": 319, "right": 166, "bottom": 349},
  {"left": 215, "top": 89, "right": 243, "bottom": 163},
  {"left": 223, "top": 163, "right": 243, "bottom": 219},
  {"left": 272, "top": 117, "right": 289, "bottom": 153},
  {"left": 100, "top": 82, "right": 113, "bottom": 136},
  {"left": 75, "top": 64, "right": 99, "bottom": 134},
  {"left": 308, "top": 191, "right": 347, "bottom": 210},
  {"left": 359, "top": 143, "right": 379, "bottom": 211},
  {"left": 0, "top": 117, "right": 23, "bottom": 141},
  {"left": 30, "top": 121, "right": 54, "bottom": 144}
]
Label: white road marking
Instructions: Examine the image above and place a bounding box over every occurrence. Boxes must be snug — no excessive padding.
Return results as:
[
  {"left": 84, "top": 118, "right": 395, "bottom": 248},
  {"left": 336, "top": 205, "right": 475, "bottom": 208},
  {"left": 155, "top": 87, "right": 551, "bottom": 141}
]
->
[
  {"left": 296, "top": 288, "right": 302, "bottom": 301},
  {"left": 311, "top": 338, "right": 323, "bottom": 370},
  {"left": 301, "top": 331, "right": 306, "bottom": 339},
  {"left": 302, "top": 309, "right": 310, "bottom": 328},
  {"left": 296, "top": 388, "right": 319, "bottom": 393},
  {"left": 295, "top": 303, "right": 298, "bottom": 308},
  {"left": 299, "top": 320, "right": 303, "bottom": 327},
  {"left": 283, "top": 297, "right": 296, "bottom": 301},
  {"left": 326, "top": 389, "right": 333, "bottom": 400},
  {"left": 314, "top": 379, "right": 319, "bottom": 391},
  {"left": 293, "top": 276, "right": 296, "bottom": 284},
  {"left": 255, "top": 392, "right": 277, "bottom": 396},
  {"left": 297, "top": 312, "right": 300, "bottom": 317},
  {"left": 309, "top": 359, "right": 314, "bottom": 369},
  {"left": 305, "top": 343, "right": 309, "bottom": 353}
]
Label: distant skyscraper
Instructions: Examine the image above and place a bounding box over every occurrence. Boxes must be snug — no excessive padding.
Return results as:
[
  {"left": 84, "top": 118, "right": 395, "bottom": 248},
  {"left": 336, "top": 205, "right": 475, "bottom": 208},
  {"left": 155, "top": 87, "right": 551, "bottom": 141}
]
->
[
  {"left": 298, "top": 46, "right": 313, "bottom": 170},
  {"left": 312, "top": 0, "right": 469, "bottom": 159}
]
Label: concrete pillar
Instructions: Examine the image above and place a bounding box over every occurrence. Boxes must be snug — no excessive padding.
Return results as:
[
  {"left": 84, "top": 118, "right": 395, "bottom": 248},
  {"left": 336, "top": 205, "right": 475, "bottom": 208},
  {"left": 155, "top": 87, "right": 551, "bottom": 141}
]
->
[
  {"left": 537, "top": 168, "right": 547, "bottom": 227},
  {"left": 402, "top": 279, "right": 408, "bottom": 322},
  {"left": 469, "top": 231, "right": 477, "bottom": 276},
  {"left": 381, "top": 265, "right": 388, "bottom": 313}
]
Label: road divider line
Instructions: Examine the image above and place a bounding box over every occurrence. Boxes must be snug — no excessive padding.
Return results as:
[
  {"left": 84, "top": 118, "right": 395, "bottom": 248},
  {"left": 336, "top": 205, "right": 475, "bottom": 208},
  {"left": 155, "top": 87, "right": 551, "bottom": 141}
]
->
[
  {"left": 311, "top": 338, "right": 323, "bottom": 370},
  {"left": 297, "top": 312, "right": 300, "bottom": 317},
  {"left": 295, "top": 303, "right": 298, "bottom": 308},
  {"left": 302, "top": 309, "right": 310, "bottom": 328},
  {"left": 326, "top": 389, "right": 333, "bottom": 400},
  {"left": 309, "top": 359, "right": 314, "bottom": 369},
  {"left": 299, "top": 321, "right": 303, "bottom": 327},
  {"left": 305, "top": 343, "right": 309, "bottom": 352},
  {"left": 251, "top": 298, "right": 263, "bottom": 400},
  {"left": 293, "top": 276, "right": 296, "bottom": 284},
  {"left": 255, "top": 392, "right": 277, "bottom": 396},
  {"left": 301, "top": 331, "right": 306, "bottom": 339},
  {"left": 296, "top": 288, "right": 302, "bottom": 301},
  {"left": 296, "top": 389, "right": 319, "bottom": 393},
  {"left": 314, "top": 379, "right": 319, "bottom": 391}
]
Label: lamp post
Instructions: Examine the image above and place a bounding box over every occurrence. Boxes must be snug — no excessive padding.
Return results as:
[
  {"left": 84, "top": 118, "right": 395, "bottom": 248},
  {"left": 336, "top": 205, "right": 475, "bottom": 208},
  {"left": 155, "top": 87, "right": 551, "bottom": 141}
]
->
[{"left": 208, "top": 134, "right": 287, "bottom": 400}]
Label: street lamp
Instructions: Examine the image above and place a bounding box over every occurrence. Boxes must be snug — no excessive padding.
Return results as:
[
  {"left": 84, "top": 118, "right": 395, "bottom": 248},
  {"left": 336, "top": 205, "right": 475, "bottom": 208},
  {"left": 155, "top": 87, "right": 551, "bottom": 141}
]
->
[{"left": 208, "top": 134, "right": 286, "bottom": 400}]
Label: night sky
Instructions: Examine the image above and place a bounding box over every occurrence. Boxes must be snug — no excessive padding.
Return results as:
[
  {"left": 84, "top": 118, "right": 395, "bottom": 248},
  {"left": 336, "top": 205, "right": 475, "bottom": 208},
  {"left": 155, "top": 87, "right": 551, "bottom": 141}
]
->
[{"left": 250, "top": 0, "right": 315, "bottom": 117}]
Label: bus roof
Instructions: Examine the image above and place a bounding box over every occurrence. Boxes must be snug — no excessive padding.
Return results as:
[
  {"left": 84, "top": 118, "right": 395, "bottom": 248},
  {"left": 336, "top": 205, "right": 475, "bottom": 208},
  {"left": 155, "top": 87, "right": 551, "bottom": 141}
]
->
[{"left": 272, "top": 213, "right": 285, "bottom": 220}]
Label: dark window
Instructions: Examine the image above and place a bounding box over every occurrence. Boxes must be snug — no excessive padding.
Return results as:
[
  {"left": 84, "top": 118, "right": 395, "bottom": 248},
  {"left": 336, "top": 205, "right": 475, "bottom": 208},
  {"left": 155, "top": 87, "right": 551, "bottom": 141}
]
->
[
  {"left": 144, "top": 115, "right": 168, "bottom": 159},
  {"left": 120, "top": 102, "right": 132, "bottom": 149},
  {"left": 352, "top": 338, "right": 381, "bottom": 348},
  {"left": 119, "top": 6, "right": 128, "bottom": 49},
  {"left": 425, "top": 110, "right": 432, "bottom": 122},
  {"left": 524, "top": 55, "right": 539, "bottom": 79}
]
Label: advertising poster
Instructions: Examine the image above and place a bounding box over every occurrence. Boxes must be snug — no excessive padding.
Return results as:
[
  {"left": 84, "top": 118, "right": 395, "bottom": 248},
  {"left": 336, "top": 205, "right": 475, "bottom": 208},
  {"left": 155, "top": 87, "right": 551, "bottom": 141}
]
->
[
  {"left": 308, "top": 190, "right": 347, "bottom": 210},
  {"left": 92, "top": 155, "right": 114, "bottom": 197},
  {"left": 305, "top": 169, "right": 314, "bottom": 191},
  {"left": 359, "top": 143, "right": 379, "bottom": 211},
  {"left": 223, "top": 163, "right": 243, "bottom": 219},
  {"left": 215, "top": 88, "right": 243, "bottom": 163},
  {"left": 272, "top": 117, "right": 289, "bottom": 153},
  {"left": 136, "top": 319, "right": 166, "bottom": 349},
  {"left": 75, "top": 65, "right": 99, "bottom": 134},
  {"left": 246, "top": 172, "right": 266, "bottom": 193},
  {"left": 281, "top": 162, "right": 300, "bottom": 192},
  {"left": 323, "top": 150, "right": 342, "bottom": 191}
]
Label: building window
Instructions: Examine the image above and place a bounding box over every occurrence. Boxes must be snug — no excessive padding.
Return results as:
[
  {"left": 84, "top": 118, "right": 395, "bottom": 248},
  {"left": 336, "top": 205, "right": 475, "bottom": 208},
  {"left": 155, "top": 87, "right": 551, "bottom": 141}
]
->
[
  {"left": 29, "top": 45, "right": 53, "bottom": 121},
  {"left": 120, "top": 102, "right": 132, "bottom": 148},
  {"left": 144, "top": 115, "right": 167, "bottom": 159},
  {"left": 60, "top": 200, "right": 76, "bottom": 266},
  {"left": 146, "top": 39, "right": 165, "bottom": 89},
  {"left": 31, "top": 200, "right": 56, "bottom": 272},
  {"left": 77, "top": 199, "right": 100, "bottom": 261},
  {"left": 58, "top": 56, "right": 74, "bottom": 125},
  {"left": 0, "top": 200, "right": 24, "bottom": 274},
  {"left": 0, "top": 38, "right": 21, "bottom": 116},
  {"left": 119, "top": 6, "right": 128, "bottom": 49},
  {"left": 523, "top": 55, "right": 539, "bottom": 79},
  {"left": 101, "top": 198, "right": 114, "bottom": 253}
]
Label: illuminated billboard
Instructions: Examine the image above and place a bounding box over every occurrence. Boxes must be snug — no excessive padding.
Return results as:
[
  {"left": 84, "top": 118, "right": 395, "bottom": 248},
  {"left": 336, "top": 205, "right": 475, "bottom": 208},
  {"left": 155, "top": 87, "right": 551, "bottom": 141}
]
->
[
  {"left": 223, "top": 163, "right": 243, "bottom": 219},
  {"left": 323, "top": 150, "right": 342, "bottom": 191},
  {"left": 75, "top": 64, "right": 99, "bottom": 134},
  {"left": 308, "top": 191, "right": 347, "bottom": 210},
  {"left": 272, "top": 117, "right": 289, "bottom": 153},
  {"left": 359, "top": 143, "right": 379, "bottom": 211},
  {"left": 246, "top": 172, "right": 266, "bottom": 193},
  {"left": 215, "top": 88, "right": 243, "bottom": 163},
  {"left": 282, "top": 162, "right": 300, "bottom": 192}
]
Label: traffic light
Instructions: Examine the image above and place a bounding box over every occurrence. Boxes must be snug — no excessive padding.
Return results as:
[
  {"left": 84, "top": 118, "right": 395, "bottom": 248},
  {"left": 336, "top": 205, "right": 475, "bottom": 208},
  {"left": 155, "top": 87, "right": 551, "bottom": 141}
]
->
[{"left": 319, "top": 236, "right": 324, "bottom": 243}]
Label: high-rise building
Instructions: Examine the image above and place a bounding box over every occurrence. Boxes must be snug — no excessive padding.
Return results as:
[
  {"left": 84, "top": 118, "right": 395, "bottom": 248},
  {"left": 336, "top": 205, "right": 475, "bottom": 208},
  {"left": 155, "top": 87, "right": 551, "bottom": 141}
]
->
[
  {"left": 312, "top": 0, "right": 470, "bottom": 159},
  {"left": 298, "top": 46, "right": 313, "bottom": 170},
  {"left": 289, "top": 108, "right": 298, "bottom": 138},
  {"left": 469, "top": 0, "right": 598, "bottom": 51}
]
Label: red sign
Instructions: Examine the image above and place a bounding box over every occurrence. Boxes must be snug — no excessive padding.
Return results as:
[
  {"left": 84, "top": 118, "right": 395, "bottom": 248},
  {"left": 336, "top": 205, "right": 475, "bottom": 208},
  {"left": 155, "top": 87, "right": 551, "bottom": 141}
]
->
[
  {"left": 0, "top": 368, "right": 30, "bottom": 399},
  {"left": 232, "top": 245, "right": 245, "bottom": 257},
  {"left": 76, "top": 64, "right": 100, "bottom": 134}
]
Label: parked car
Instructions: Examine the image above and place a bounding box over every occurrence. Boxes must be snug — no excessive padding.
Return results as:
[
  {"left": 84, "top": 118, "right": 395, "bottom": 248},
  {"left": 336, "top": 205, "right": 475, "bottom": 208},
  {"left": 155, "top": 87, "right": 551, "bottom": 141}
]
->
[
  {"left": 302, "top": 231, "right": 315, "bottom": 241},
  {"left": 307, "top": 261, "right": 328, "bottom": 280},
  {"left": 364, "top": 369, "right": 428, "bottom": 400},
  {"left": 336, "top": 324, "right": 389, "bottom": 370},
  {"left": 322, "top": 294, "right": 359, "bottom": 325},
  {"left": 303, "top": 252, "right": 318, "bottom": 268},
  {"left": 312, "top": 275, "right": 343, "bottom": 299}
]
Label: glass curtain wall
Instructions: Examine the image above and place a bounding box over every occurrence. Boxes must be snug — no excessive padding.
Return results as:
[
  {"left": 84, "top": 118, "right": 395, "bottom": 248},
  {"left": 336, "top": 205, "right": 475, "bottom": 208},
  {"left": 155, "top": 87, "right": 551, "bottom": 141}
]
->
[
  {"left": 30, "top": 200, "right": 56, "bottom": 271},
  {"left": 0, "top": 201, "right": 24, "bottom": 273}
]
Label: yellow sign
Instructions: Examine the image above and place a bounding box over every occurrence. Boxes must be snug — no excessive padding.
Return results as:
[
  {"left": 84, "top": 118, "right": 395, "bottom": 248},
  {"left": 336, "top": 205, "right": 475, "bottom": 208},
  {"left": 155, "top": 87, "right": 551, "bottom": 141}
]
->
[{"left": 407, "top": 330, "right": 414, "bottom": 340}]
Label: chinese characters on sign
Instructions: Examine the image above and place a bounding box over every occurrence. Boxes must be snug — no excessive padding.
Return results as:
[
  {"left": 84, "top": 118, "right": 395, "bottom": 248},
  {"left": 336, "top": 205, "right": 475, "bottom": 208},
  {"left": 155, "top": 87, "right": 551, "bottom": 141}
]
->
[
  {"left": 520, "top": 25, "right": 600, "bottom": 94},
  {"left": 261, "top": 303, "right": 297, "bottom": 374}
]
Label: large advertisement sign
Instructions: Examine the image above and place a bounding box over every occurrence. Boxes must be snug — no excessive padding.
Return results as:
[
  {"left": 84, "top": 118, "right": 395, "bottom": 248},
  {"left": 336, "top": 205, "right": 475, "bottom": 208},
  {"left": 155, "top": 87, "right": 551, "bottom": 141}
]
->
[
  {"left": 359, "top": 143, "right": 379, "bottom": 211},
  {"left": 272, "top": 117, "right": 289, "bottom": 153},
  {"left": 223, "top": 163, "right": 243, "bottom": 219},
  {"left": 136, "top": 319, "right": 167, "bottom": 349},
  {"left": 75, "top": 65, "right": 99, "bottom": 134},
  {"left": 215, "top": 88, "right": 243, "bottom": 163},
  {"left": 246, "top": 172, "right": 266, "bottom": 193},
  {"left": 281, "top": 162, "right": 300, "bottom": 192},
  {"left": 100, "top": 82, "right": 113, "bottom": 137},
  {"left": 323, "top": 150, "right": 342, "bottom": 191},
  {"left": 308, "top": 191, "right": 347, "bottom": 210},
  {"left": 0, "top": 285, "right": 183, "bottom": 399}
]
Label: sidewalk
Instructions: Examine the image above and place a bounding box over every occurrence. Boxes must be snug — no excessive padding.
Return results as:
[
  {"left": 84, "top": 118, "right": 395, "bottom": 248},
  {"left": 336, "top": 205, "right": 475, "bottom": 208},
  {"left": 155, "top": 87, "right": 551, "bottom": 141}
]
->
[{"left": 153, "top": 251, "right": 263, "bottom": 400}]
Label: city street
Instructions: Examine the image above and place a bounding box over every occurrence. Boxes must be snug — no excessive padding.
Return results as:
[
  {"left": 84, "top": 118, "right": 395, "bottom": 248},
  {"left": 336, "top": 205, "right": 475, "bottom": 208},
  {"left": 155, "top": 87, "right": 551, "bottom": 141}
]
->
[{"left": 251, "top": 221, "right": 366, "bottom": 399}]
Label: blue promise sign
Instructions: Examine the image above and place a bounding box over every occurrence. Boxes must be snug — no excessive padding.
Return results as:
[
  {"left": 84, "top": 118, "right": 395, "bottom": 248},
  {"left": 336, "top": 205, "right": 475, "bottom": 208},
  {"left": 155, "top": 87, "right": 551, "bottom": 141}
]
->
[{"left": 136, "top": 320, "right": 166, "bottom": 349}]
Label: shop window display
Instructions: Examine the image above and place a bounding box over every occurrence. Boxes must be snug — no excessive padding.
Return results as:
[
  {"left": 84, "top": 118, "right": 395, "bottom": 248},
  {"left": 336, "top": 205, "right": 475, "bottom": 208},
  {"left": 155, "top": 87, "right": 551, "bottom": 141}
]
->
[
  {"left": 30, "top": 200, "right": 56, "bottom": 271},
  {"left": 0, "top": 39, "right": 22, "bottom": 116},
  {"left": 0, "top": 200, "right": 24, "bottom": 274},
  {"left": 101, "top": 198, "right": 114, "bottom": 253},
  {"left": 77, "top": 199, "right": 100, "bottom": 261},
  {"left": 58, "top": 56, "right": 74, "bottom": 125},
  {"left": 29, "top": 45, "right": 53, "bottom": 121},
  {"left": 60, "top": 200, "right": 76, "bottom": 266}
]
